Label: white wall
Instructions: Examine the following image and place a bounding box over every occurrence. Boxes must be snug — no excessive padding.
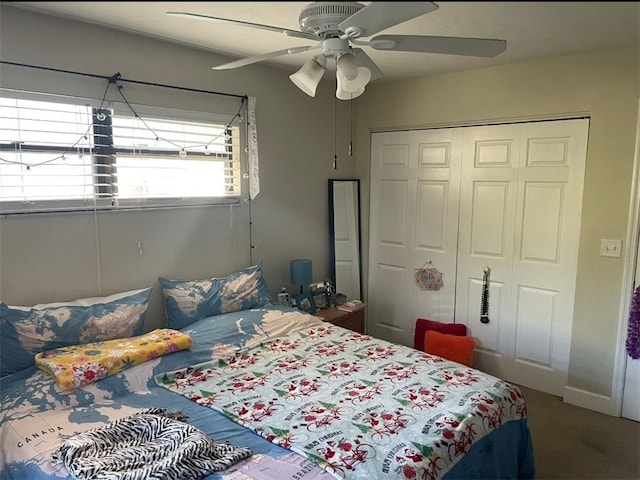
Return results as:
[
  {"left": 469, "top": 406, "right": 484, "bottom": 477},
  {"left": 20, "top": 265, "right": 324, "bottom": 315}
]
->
[{"left": 0, "top": 5, "right": 355, "bottom": 329}]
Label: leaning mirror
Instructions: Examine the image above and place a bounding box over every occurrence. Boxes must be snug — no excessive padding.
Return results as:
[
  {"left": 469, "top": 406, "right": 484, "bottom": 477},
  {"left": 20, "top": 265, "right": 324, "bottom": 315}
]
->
[{"left": 328, "top": 179, "right": 362, "bottom": 301}]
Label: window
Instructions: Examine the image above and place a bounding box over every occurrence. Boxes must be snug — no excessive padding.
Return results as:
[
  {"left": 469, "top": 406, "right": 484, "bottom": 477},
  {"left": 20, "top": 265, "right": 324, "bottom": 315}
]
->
[{"left": 0, "top": 92, "right": 242, "bottom": 214}]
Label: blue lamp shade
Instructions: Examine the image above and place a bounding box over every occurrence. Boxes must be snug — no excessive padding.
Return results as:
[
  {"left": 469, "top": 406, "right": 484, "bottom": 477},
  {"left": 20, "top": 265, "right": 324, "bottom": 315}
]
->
[{"left": 290, "top": 259, "right": 312, "bottom": 293}]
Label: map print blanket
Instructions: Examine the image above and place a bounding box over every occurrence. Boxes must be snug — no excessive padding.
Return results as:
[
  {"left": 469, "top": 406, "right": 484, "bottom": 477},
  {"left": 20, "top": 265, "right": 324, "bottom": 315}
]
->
[{"left": 156, "top": 324, "right": 528, "bottom": 480}]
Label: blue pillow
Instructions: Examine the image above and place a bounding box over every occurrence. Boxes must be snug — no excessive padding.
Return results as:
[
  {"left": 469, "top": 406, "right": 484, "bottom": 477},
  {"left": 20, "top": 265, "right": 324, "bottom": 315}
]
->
[
  {"left": 159, "top": 264, "right": 276, "bottom": 330},
  {"left": 0, "top": 288, "right": 152, "bottom": 378}
]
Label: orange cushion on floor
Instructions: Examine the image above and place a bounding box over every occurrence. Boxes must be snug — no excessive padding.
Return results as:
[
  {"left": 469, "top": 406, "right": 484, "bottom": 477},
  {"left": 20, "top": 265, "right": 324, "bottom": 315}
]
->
[{"left": 425, "top": 330, "right": 476, "bottom": 367}]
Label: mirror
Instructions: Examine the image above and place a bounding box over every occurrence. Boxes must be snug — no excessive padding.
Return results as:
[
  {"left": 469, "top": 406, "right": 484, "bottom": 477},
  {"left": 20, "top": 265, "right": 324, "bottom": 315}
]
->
[{"left": 329, "top": 179, "right": 363, "bottom": 301}]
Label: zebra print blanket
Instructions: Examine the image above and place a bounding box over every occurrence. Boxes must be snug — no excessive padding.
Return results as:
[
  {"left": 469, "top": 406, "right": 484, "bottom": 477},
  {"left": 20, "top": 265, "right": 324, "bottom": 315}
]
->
[{"left": 51, "top": 408, "right": 253, "bottom": 480}]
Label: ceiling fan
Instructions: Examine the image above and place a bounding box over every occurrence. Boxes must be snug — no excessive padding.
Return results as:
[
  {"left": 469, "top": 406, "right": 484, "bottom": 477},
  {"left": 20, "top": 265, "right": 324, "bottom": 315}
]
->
[{"left": 167, "top": 2, "right": 507, "bottom": 100}]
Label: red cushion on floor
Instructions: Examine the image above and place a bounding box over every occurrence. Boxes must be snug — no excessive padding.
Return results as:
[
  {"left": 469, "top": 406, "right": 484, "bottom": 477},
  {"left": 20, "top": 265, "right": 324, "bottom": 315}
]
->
[
  {"left": 414, "top": 318, "right": 467, "bottom": 351},
  {"left": 425, "top": 330, "right": 476, "bottom": 367}
]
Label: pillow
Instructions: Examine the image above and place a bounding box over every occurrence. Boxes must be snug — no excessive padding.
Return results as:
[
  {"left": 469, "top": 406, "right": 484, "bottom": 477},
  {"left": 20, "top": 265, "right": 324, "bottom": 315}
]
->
[
  {"left": 159, "top": 263, "right": 276, "bottom": 330},
  {"left": 35, "top": 328, "right": 192, "bottom": 391},
  {"left": 0, "top": 287, "right": 152, "bottom": 377},
  {"left": 424, "top": 330, "right": 476, "bottom": 367},
  {"left": 414, "top": 318, "right": 467, "bottom": 351}
]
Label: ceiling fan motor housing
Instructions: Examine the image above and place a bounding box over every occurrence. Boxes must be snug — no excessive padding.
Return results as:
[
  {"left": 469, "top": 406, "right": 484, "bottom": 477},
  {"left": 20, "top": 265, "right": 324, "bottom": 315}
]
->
[{"left": 299, "top": 2, "right": 365, "bottom": 37}]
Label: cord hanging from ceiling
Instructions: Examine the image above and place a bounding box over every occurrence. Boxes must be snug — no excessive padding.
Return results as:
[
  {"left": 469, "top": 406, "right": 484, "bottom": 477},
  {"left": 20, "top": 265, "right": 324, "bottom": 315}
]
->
[
  {"left": 349, "top": 98, "right": 354, "bottom": 157},
  {"left": 333, "top": 95, "right": 338, "bottom": 170}
]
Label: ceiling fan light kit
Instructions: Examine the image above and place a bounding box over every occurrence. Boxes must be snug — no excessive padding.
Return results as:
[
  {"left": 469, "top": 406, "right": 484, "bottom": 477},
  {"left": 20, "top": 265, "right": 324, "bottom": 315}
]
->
[
  {"left": 336, "top": 50, "right": 359, "bottom": 80},
  {"left": 168, "top": 2, "right": 507, "bottom": 100},
  {"left": 336, "top": 51, "right": 371, "bottom": 89},
  {"left": 289, "top": 55, "right": 327, "bottom": 97},
  {"left": 336, "top": 73, "right": 365, "bottom": 100},
  {"left": 337, "top": 60, "right": 371, "bottom": 91}
]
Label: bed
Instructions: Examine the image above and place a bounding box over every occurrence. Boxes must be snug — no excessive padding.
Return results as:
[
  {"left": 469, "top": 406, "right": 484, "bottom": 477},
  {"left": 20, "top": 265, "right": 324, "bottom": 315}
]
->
[{"left": 1, "top": 268, "right": 535, "bottom": 480}]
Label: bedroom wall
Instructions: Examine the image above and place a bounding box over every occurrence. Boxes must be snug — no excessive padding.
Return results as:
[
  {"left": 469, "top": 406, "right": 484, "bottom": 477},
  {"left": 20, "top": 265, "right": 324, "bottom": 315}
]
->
[
  {"left": 354, "top": 46, "right": 640, "bottom": 413},
  {"left": 0, "top": 5, "right": 355, "bottom": 329}
]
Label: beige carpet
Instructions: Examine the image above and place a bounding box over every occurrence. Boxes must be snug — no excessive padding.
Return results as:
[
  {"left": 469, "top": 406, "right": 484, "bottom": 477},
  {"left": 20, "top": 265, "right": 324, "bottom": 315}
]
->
[{"left": 518, "top": 385, "right": 640, "bottom": 480}]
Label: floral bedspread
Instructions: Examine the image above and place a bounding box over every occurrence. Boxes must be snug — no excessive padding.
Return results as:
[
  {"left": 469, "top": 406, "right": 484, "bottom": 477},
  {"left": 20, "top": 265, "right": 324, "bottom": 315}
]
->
[{"left": 156, "top": 324, "right": 528, "bottom": 480}]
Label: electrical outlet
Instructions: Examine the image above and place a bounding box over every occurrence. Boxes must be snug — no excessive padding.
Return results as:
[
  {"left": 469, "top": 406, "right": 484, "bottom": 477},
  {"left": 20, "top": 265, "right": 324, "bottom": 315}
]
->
[{"left": 600, "top": 239, "right": 622, "bottom": 258}]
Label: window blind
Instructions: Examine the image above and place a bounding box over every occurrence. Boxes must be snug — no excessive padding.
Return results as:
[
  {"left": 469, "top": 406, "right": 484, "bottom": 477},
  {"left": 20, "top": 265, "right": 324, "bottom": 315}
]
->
[{"left": 0, "top": 91, "right": 242, "bottom": 214}]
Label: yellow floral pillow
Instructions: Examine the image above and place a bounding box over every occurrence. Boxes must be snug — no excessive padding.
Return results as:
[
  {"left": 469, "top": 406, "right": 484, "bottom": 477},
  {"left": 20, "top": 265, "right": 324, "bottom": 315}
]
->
[{"left": 35, "top": 328, "right": 192, "bottom": 391}]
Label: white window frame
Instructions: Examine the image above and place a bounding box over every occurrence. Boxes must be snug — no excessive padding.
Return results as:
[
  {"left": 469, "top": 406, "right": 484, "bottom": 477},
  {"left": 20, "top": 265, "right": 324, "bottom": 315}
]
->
[{"left": 0, "top": 90, "right": 243, "bottom": 215}]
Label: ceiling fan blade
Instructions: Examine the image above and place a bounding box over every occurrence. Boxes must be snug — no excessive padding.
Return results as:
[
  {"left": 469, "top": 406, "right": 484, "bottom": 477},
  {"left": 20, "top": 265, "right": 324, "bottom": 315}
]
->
[
  {"left": 166, "top": 12, "right": 316, "bottom": 41},
  {"left": 371, "top": 35, "right": 507, "bottom": 57},
  {"left": 351, "top": 48, "right": 383, "bottom": 81},
  {"left": 339, "top": 2, "right": 439, "bottom": 38},
  {"left": 212, "top": 45, "right": 320, "bottom": 70}
]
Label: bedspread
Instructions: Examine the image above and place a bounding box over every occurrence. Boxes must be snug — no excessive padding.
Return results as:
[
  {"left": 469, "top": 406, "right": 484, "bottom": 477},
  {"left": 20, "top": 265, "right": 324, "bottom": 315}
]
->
[{"left": 156, "top": 323, "right": 529, "bottom": 480}]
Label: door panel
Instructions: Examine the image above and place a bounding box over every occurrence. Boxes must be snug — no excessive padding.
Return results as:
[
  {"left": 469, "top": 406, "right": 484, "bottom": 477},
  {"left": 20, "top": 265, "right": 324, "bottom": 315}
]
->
[
  {"left": 519, "top": 183, "right": 564, "bottom": 262},
  {"left": 507, "top": 119, "right": 588, "bottom": 394},
  {"left": 514, "top": 286, "right": 555, "bottom": 364},
  {"left": 622, "top": 354, "right": 640, "bottom": 421},
  {"left": 470, "top": 182, "right": 512, "bottom": 257},
  {"left": 368, "top": 129, "right": 463, "bottom": 346},
  {"left": 456, "top": 124, "right": 519, "bottom": 381}
]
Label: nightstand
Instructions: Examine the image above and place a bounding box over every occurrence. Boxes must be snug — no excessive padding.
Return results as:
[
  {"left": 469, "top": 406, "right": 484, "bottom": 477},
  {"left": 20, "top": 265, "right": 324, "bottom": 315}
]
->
[{"left": 314, "top": 305, "right": 365, "bottom": 334}]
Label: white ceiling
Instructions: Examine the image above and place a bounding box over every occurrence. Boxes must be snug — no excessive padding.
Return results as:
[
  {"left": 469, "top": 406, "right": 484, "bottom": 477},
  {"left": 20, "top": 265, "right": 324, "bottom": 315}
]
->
[{"left": 7, "top": 1, "right": 640, "bottom": 82}]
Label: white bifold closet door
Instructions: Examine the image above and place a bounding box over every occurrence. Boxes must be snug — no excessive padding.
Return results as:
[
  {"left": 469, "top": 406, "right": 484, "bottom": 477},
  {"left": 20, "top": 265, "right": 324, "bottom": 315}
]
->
[{"left": 368, "top": 118, "right": 589, "bottom": 396}]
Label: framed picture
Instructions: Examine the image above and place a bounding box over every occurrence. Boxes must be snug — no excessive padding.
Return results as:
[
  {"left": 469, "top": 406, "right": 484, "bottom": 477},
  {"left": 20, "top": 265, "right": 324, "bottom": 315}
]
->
[
  {"left": 295, "top": 292, "right": 316, "bottom": 314},
  {"left": 313, "top": 292, "right": 329, "bottom": 310},
  {"left": 276, "top": 292, "right": 292, "bottom": 307},
  {"left": 310, "top": 283, "right": 328, "bottom": 310}
]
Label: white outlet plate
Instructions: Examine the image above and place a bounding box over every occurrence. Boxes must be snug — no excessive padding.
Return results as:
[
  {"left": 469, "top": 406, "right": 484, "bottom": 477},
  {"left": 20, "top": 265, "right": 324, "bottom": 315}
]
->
[{"left": 600, "top": 239, "right": 622, "bottom": 257}]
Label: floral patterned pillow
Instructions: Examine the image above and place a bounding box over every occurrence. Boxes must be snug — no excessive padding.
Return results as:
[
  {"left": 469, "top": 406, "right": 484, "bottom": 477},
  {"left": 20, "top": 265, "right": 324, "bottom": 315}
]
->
[
  {"left": 0, "top": 288, "right": 152, "bottom": 377},
  {"left": 159, "top": 264, "right": 275, "bottom": 330},
  {"left": 35, "top": 328, "right": 192, "bottom": 391}
]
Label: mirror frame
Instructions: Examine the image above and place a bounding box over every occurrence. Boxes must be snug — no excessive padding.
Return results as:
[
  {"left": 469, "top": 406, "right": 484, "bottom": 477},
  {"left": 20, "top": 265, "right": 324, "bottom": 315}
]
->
[{"left": 328, "top": 179, "right": 363, "bottom": 301}]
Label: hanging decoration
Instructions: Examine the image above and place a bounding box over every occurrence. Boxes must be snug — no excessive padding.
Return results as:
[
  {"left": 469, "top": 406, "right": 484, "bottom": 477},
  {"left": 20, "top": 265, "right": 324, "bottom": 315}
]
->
[
  {"left": 0, "top": 62, "right": 249, "bottom": 180},
  {"left": 480, "top": 266, "right": 491, "bottom": 324},
  {"left": 247, "top": 96, "right": 260, "bottom": 200},
  {"left": 626, "top": 284, "right": 640, "bottom": 359},
  {"left": 415, "top": 260, "right": 443, "bottom": 291}
]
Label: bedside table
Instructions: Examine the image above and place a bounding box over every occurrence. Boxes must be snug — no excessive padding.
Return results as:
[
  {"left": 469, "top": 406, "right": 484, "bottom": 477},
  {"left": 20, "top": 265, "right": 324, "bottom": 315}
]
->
[{"left": 314, "top": 306, "right": 365, "bottom": 334}]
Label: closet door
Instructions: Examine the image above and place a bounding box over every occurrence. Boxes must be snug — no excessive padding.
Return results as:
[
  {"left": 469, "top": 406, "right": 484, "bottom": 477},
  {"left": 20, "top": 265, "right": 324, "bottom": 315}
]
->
[
  {"left": 455, "top": 119, "right": 589, "bottom": 395},
  {"left": 369, "top": 119, "right": 589, "bottom": 397},
  {"left": 368, "top": 129, "right": 462, "bottom": 346},
  {"left": 454, "top": 123, "right": 520, "bottom": 382}
]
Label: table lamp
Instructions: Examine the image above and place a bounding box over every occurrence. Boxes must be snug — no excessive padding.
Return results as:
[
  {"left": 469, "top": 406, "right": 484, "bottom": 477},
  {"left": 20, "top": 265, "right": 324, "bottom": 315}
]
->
[{"left": 290, "top": 259, "right": 312, "bottom": 294}]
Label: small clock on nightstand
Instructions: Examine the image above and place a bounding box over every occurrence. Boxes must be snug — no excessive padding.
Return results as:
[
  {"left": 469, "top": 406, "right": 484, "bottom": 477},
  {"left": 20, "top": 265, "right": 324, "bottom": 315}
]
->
[{"left": 314, "top": 305, "right": 365, "bottom": 334}]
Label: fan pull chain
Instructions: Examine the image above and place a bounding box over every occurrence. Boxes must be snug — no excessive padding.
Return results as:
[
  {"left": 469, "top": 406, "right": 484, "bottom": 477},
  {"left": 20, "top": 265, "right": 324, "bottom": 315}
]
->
[
  {"left": 333, "top": 95, "right": 338, "bottom": 169},
  {"left": 348, "top": 98, "right": 353, "bottom": 157}
]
